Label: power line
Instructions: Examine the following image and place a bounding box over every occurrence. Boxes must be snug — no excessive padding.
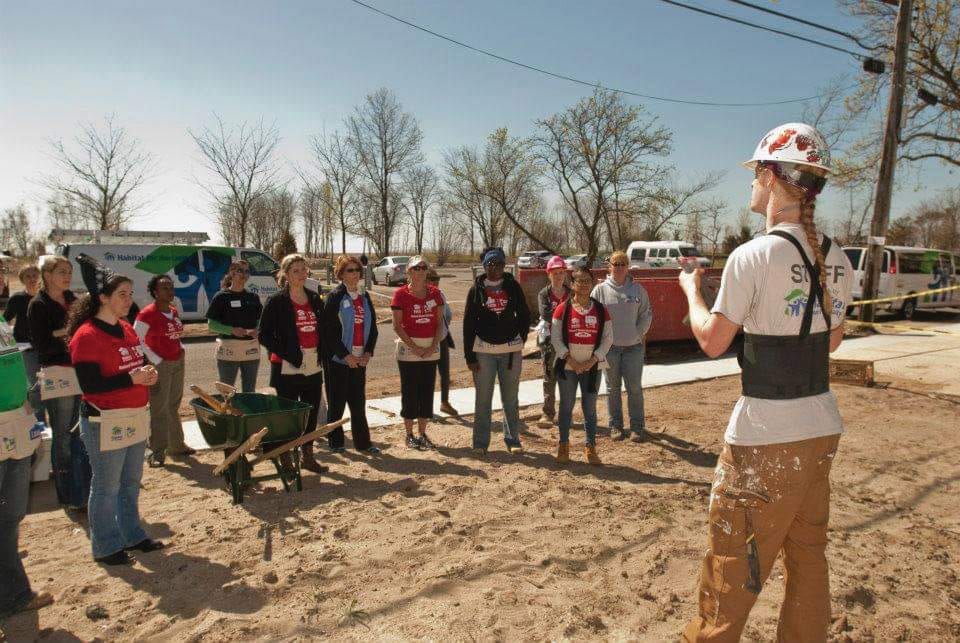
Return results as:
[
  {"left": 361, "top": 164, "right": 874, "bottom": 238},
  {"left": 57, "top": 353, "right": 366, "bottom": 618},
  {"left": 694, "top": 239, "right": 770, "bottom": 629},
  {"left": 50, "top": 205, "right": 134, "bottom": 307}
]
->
[
  {"left": 658, "top": 0, "right": 867, "bottom": 59},
  {"left": 346, "top": 0, "right": 850, "bottom": 108},
  {"left": 721, "top": 0, "right": 866, "bottom": 46}
]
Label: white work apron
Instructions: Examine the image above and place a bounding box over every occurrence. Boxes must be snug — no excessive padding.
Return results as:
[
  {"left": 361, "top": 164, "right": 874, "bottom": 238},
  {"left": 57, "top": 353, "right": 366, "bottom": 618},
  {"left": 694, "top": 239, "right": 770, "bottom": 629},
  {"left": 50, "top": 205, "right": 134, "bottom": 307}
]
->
[
  {"left": 281, "top": 347, "right": 322, "bottom": 377},
  {"left": 216, "top": 338, "right": 261, "bottom": 362},
  {"left": 39, "top": 365, "right": 81, "bottom": 401},
  {"left": 474, "top": 336, "right": 523, "bottom": 355},
  {"left": 95, "top": 404, "right": 151, "bottom": 452},
  {"left": 0, "top": 405, "right": 41, "bottom": 461},
  {"left": 395, "top": 336, "right": 439, "bottom": 362}
]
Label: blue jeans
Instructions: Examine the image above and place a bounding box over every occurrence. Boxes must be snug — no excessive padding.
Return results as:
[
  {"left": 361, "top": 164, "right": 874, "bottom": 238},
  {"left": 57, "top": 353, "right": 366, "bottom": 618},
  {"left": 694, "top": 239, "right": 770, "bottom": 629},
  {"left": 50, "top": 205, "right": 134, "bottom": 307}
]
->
[
  {"left": 605, "top": 343, "right": 646, "bottom": 434},
  {"left": 22, "top": 349, "right": 44, "bottom": 423},
  {"left": 216, "top": 359, "right": 260, "bottom": 393},
  {"left": 79, "top": 417, "right": 148, "bottom": 559},
  {"left": 557, "top": 369, "right": 599, "bottom": 446},
  {"left": 0, "top": 457, "right": 32, "bottom": 616},
  {"left": 45, "top": 394, "right": 91, "bottom": 507},
  {"left": 472, "top": 352, "right": 522, "bottom": 449}
]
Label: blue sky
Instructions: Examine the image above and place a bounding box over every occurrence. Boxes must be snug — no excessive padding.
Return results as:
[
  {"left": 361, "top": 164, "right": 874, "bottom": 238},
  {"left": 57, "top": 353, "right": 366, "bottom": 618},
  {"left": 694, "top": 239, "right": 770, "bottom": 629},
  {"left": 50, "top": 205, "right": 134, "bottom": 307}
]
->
[{"left": 1, "top": 0, "right": 955, "bottom": 249}]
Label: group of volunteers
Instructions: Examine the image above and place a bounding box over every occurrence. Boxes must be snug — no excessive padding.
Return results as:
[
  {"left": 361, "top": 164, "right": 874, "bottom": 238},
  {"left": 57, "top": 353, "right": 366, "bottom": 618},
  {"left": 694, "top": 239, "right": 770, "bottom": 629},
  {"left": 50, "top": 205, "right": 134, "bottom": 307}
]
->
[{"left": 3, "top": 121, "right": 855, "bottom": 641}]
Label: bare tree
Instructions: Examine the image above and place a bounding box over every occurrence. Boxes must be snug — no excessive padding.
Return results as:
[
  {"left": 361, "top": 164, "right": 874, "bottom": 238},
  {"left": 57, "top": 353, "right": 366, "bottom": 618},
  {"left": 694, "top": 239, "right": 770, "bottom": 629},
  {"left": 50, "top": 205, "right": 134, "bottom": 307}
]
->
[
  {"left": 248, "top": 188, "right": 297, "bottom": 256},
  {"left": 305, "top": 131, "right": 360, "bottom": 254},
  {"left": 298, "top": 184, "right": 323, "bottom": 256},
  {"left": 401, "top": 164, "right": 439, "bottom": 254},
  {"left": 45, "top": 193, "right": 87, "bottom": 230},
  {"left": 347, "top": 88, "right": 423, "bottom": 255},
  {"left": 2, "top": 205, "right": 33, "bottom": 256},
  {"left": 444, "top": 145, "right": 506, "bottom": 249},
  {"left": 42, "top": 114, "right": 156, "bottom": 230},
  {"left": 190, "top": 115, "right": 281, "bottom": 247},
  {"left": 534, "top": 89, "right": 672, "bottom": 261},
  {"left": 636, "top": 172, "right": 725, "bottom": 241},
  {"left": 480, "top": 128, "right": 547, "bottom": 251}
]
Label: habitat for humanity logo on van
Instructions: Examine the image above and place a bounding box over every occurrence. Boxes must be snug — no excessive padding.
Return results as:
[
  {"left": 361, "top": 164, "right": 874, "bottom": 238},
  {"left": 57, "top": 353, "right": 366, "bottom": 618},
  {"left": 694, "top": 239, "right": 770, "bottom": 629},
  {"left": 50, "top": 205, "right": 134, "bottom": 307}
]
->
[{"left": 104, "top": 252, "right": 144, "bottom": 262}]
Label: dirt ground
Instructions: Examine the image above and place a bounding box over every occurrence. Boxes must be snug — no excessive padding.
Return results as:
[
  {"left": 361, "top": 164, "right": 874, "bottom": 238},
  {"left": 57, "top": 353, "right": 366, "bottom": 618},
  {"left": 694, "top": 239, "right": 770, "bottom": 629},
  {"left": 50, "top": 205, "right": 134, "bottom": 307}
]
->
[{"left": 6, "top": 375, "right": 960, "bottom": 642}]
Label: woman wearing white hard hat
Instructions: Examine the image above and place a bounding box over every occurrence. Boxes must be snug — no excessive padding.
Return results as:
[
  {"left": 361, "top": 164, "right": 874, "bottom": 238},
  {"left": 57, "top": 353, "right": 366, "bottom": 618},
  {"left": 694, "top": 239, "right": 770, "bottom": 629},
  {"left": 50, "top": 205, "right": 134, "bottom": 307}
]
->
[{"left": 678, "top": 123, "right": 854, "bottom": 642}]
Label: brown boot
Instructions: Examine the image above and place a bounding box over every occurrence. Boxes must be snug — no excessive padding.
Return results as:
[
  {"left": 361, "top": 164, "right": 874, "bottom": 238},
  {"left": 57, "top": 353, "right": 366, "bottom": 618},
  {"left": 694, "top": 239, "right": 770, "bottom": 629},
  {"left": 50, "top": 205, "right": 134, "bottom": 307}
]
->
[
  {"left": 299, "top": 442, "right": 328, "bottom": 474},
  {"left": 556, "top": 442, "right": 570, "bottom": 464},
  {"left": 585, "top": 445, "right": 602, "bottom": 465}
]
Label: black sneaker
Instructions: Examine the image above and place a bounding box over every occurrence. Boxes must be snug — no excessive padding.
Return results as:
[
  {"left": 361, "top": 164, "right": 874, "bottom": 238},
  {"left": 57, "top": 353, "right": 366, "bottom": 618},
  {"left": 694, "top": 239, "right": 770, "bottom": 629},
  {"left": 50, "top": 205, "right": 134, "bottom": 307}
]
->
[
  {"left": 95, "top": 550, "right": 133, "bottom": 566},
  {"left": 125, "top": 538, "right": 166, "bottom": 553},
  {"left": 406, "top": 434, "right": 423, "bottom": 449},
  {"left": 331, "top": 446, "right": 347, "bottom": 454},
  {"left": 419, "top": 434, "right": 435, "bottom": 449},
  {"left": 365, "top": 445, "right": 382, "bottom": 455}
]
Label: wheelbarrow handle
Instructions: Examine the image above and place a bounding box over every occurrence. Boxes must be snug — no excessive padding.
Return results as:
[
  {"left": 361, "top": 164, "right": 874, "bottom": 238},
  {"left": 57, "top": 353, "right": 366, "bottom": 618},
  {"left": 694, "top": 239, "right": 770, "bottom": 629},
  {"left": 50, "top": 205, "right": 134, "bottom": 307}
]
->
[
  {"left": 190, "top": 384, "right": 242, "bottom": 416},
  {"left": 213, "top": 427, "right": 269, "bottom": 476},
  {"left": 250, "top": 417, "right": 350, "bottom": 466}
]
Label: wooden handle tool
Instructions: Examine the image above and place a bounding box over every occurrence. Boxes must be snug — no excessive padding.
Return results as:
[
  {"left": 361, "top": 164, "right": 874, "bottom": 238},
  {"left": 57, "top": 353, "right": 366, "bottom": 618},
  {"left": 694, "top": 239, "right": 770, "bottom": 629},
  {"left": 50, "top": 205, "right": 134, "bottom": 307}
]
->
[
  {"left": 249, "top": 417, "right": 350, "bottom": 466},
  {"left": 190, "top": 384, "right": 242, "bottom": 416},
  {"left": 213, "top": 427, "right": 269, "bottom": 476}
]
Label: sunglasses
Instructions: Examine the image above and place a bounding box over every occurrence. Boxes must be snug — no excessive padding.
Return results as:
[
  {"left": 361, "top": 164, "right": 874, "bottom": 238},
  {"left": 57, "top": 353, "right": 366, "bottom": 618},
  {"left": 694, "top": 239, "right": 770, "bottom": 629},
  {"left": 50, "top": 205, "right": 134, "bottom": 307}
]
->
[
  {"left": 409, "top": 265, "right": 428, "bottom": 271},
  {"left": 343, "top": 267, "right": 361, "bottom": 274}
]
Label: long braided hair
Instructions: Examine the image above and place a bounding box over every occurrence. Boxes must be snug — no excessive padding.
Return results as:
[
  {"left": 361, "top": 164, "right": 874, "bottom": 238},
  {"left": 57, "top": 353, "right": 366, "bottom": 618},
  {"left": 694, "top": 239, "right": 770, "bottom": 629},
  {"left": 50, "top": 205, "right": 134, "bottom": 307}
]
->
[{"left": 779, "top": 170, "right": 832, "bottom": 317}]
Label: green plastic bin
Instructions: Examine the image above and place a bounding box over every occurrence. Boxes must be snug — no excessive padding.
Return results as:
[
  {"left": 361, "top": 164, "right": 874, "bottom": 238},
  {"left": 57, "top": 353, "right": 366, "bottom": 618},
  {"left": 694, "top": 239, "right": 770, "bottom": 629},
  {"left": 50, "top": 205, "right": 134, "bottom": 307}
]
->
[{"left": 189, "top": 393, "right": 312, "bottom": 448}]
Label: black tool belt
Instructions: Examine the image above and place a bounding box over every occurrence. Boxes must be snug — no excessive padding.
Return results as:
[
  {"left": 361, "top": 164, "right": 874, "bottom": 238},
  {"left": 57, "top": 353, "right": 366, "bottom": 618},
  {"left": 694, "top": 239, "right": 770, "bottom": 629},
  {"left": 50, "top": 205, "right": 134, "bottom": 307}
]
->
[
  {"left": 738, "top": 230, "right": 833, "bottom": 400},
  {"left": 740, "top": 330, "right": 830, "bottom": 399}
]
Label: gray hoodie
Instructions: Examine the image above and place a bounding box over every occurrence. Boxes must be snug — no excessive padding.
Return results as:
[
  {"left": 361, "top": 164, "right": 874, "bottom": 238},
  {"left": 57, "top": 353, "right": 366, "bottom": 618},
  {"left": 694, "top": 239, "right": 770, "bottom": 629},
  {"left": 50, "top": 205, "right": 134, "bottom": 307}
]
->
[{"left": 590, "top": 274, "right": 653, "bottom": 347}]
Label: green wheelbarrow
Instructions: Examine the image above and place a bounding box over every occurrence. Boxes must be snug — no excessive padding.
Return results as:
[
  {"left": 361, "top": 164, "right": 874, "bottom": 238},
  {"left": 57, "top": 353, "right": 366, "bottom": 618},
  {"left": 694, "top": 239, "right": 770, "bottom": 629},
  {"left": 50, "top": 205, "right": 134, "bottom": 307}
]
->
[{"left": 189, "top": 389, "right": 347, "bottom": 504}]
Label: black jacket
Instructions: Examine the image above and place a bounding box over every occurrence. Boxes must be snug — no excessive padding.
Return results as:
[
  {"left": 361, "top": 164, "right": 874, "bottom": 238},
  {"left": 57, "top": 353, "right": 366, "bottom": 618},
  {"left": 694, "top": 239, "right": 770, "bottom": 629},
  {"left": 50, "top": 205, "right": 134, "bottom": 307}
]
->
[
  {"left": 463, "top": 272, "right": 531, "bottom": 365},
  {"left": 321, "top": 283, "right": 378, "bottom": 361},
  {"left": 3, "top": 291, "right": 33, "bottom": 343},
  {"left": 258, "top": 287, "right": 324, "bottom": 370},
  {"left": 27, "top": 289, "right": 76, "bottom": 366}
]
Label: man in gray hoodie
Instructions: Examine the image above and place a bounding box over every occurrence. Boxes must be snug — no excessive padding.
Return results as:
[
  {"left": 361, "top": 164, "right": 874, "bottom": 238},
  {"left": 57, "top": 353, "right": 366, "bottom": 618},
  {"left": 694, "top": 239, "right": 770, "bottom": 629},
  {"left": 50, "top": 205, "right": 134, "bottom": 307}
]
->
[{"left": 590, "top": 251, "right": 653, "bottom": 441}]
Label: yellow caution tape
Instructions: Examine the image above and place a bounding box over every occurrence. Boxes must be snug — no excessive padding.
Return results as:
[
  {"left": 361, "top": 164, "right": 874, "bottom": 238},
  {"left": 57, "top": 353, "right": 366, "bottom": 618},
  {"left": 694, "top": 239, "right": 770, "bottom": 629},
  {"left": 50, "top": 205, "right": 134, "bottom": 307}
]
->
[
  {"left": 844, "top": 319, "right": 956, "bottom": 335},
  {"left": 849, "top": 284, "right": 960, "bottom": 307}
]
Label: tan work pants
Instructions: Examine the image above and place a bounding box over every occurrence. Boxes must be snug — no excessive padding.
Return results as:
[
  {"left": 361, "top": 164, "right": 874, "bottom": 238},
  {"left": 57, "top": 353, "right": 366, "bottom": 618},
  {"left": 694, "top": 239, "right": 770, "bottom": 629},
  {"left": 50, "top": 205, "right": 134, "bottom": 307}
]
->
[
  {"left": 147, "top": 354, "right": 188, "bottom": 455},
  {"left": 683, "top": 433, "right": 841, "bottom": 643}
]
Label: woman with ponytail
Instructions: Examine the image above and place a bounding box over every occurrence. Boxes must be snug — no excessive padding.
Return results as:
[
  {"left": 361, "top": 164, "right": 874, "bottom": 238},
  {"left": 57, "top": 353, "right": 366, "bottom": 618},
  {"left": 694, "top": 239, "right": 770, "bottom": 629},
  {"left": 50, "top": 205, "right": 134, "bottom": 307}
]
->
[
  {"left": 678, "top": 123, "right": 854, "bottom": 641},
  {"left": 68, "top": 273, "right": 165, "bottom": 565}
]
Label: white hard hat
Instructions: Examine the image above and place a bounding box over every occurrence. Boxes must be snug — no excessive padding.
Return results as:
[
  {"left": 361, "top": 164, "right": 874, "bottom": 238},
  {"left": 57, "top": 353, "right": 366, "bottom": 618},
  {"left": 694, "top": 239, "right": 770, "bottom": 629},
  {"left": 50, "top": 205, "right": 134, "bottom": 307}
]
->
[{"left": 742, "top": 122, "right": 832, "bottom": 174}]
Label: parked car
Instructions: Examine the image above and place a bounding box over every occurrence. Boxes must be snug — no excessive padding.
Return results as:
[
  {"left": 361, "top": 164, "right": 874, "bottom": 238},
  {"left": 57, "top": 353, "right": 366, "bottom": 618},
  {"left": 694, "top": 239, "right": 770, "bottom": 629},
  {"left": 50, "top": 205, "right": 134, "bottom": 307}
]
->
[
  {"left": 843, "top": 245, "right": 958, "bottom": 319},
  {"left": 626, "top": 241, "right": 712, "bottom": 269},
  {"left": 372, "top": 256, "right": 410, "bottom": 286},
  {"left": 516, "top": 250, "right": 552, "bottom": 269}
]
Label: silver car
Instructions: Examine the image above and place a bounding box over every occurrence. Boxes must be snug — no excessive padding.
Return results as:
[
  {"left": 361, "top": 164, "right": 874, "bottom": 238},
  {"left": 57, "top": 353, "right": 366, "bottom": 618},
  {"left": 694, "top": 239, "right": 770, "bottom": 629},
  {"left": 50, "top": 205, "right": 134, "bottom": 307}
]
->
[
  {"left": 372, "top": 256, "right": 410, "bottom": 286},
  {"left": 516, "top": 250, "right": 551, "bottom": 269}
]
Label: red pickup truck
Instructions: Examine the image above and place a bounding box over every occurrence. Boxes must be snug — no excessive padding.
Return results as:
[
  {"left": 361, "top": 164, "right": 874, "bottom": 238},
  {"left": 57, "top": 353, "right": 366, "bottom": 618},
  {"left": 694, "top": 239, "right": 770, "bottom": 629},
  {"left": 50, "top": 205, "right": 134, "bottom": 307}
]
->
[{"left": 516, "top": 267, "right": 723, "bottom": 343}]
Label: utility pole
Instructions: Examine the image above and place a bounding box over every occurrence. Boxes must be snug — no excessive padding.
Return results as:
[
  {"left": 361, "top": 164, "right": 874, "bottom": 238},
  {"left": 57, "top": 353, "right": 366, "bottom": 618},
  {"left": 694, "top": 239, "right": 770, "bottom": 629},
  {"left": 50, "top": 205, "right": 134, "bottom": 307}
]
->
[{"left": 860, "top": 0, "right": 912, "bottom": 322}]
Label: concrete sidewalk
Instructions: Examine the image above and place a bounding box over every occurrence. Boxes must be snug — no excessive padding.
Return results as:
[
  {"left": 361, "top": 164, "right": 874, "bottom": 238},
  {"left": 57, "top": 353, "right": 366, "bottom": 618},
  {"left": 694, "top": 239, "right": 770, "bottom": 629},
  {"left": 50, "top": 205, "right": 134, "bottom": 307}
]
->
[{"left": 181, "top": 322, "right": 960, "bottom": 450}]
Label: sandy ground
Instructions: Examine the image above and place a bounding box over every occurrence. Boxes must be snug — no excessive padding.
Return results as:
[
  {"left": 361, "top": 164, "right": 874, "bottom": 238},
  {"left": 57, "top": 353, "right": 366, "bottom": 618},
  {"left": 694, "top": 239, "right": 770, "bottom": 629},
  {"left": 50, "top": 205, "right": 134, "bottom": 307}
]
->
[{"left": 5, "top": 374, "right": 960, "bottom": 642}]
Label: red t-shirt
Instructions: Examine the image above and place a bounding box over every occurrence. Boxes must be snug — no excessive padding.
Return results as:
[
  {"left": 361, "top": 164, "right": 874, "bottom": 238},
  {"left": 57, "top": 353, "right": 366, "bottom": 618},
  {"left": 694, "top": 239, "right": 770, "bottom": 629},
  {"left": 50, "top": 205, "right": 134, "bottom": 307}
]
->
[
  {"left": 553, "top": 301, "right": 610, "bottom": 346},
  {"left": 390, "top": 284, "right": 442, "bottom": 339},
  {"left": 352, "top": 294, "right": 365, "bottom": 348},
  {"left": 548, "top": 289, "right": 568, "bottom": 318},
  {"left": 135, "top": 302, "right": 184, "bottom": 361},
  {"left": 483, "top": 287, "right": 509, "bottom": 315},
  {"left": 69, "top": 320, "right": 149, "bottom": 410},
  {"left": 270, "top": 301, "right": 320, "bottom": 364}
]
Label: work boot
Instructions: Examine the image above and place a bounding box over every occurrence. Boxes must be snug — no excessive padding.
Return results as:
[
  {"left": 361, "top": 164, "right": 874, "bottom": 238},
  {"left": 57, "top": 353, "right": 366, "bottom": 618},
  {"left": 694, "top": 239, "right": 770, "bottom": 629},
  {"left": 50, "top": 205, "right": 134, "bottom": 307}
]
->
[
  {"left": 556, "top": 442, "right": 570, "bottom": 464},
  {"left": 585, "top": 445, "right": 602, "bottom": 465},
  {"left": 299, "top": 442, "right": 328, "bottom": 474}
]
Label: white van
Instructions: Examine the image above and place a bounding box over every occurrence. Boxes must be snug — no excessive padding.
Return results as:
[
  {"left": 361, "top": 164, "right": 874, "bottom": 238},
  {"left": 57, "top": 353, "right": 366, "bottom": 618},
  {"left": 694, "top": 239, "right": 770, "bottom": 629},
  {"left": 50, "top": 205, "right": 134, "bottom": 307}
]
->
[
  {"left": 52, "top": 230, "right": 299, "bottom": 321},
  {"left": 843, "top": 245, "right": 958, "bottom": 319},
  {"left": 626, "top": 241, "right": 711, "bottom": 269}
]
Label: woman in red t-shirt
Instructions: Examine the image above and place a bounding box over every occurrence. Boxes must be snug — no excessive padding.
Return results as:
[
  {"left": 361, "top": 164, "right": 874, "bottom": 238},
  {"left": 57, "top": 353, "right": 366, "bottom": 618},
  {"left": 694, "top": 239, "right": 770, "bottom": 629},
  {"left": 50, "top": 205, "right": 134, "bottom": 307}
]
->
[
  {"left": 68, "top": 273, "right": 166, "bottom": 566},
  {"left": 134, "top": 275, "right": 190, "bottom": 467},
  {"left": 390, "top": 256, "right": 443, "bottom": 449},
  {"left": 258, "top": 254, "right": 326, "bottom": 473},
  {"left": 550, "top": 266, "right": 613, "bottom": 465}
]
